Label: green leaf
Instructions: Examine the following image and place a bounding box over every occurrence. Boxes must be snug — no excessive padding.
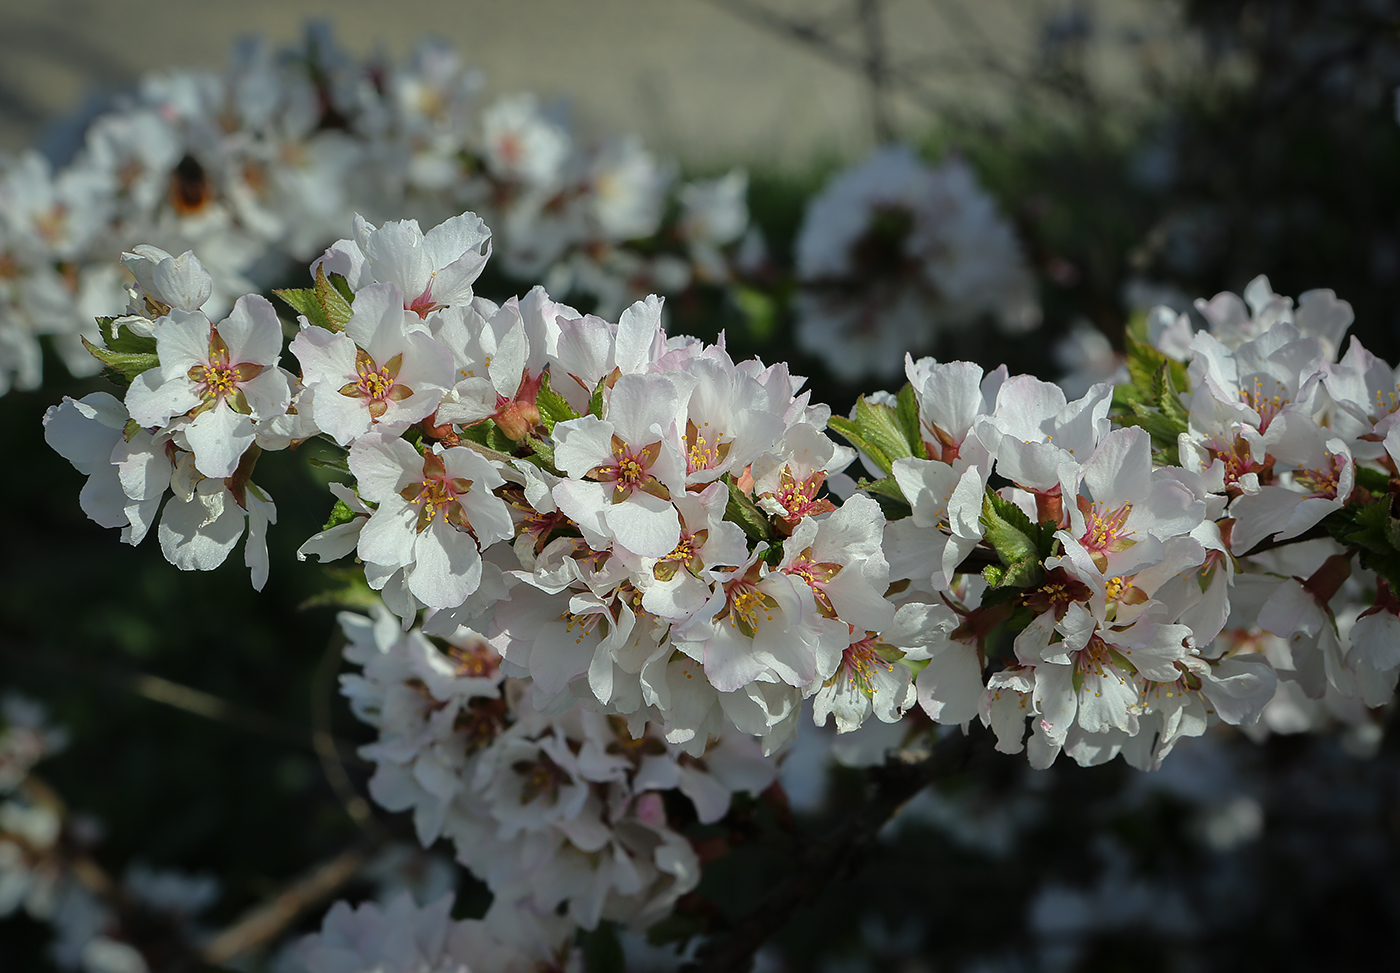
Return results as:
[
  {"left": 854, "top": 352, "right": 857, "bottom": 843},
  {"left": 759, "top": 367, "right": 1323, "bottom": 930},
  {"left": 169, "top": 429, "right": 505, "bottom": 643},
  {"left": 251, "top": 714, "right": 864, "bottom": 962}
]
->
[
  {"left": 299, "top": 567, "right": 381, "bottom": 611},
  {"left": 827, "top": 415, "right": 893, "bottom": 476},
  {"left": 854, "top": 396, "right": 917, "bottom": 468},
  {"left": 979, "top": 489, "right": 1049, "bottom": 587},
  {"left": 484, "top": 422, "right": 516, "bottom": 454},
  {"left": 328, "top": 271, "right": 356, "bottom": 304},
  {"left": 321, "top": 498, "right": 359, "bottom": 532},
  {"left": 315, "top": 264, "right": 354, "bottom": 328},
  {"left": 98, "top": 317, "right": 160, "bottom": 356},
  {"left": 81, "top": 336, "right": 160, "bottom": 385},
  {"left": 859, "top": 476, "right": 910, "bottom": 506},
  {"left": 589, "top": 376, "right": 608, "bottom": 418},
  {"left": 1355, "top": 465, "right": 1391, "bottom": 494},
  {"left": 534, "top": 370, "right": 579, "bottom": 432},
  {"left": 524, "top": 435, "right": 558, "bottom": 471},
  {"left": 895, "top": 383, "right": 930, "bottom": 460},
  {"left": 724, "top": 475, "right": 773, "bottom": 542},
  {"left": 581, "top": 922, "right": 625, "bottom": 973},
  {"left": 734, "top": 285, "right": 776, "bottom": 341},
  {"left": 1322, "top": 500, "right": 1400, "bottom": 590},
  {"left": 1153, "top": 362, "right": 1190, "bottom": 430},
  {"left": 274, "top": 286, "right": 334, "bottom": 331}
]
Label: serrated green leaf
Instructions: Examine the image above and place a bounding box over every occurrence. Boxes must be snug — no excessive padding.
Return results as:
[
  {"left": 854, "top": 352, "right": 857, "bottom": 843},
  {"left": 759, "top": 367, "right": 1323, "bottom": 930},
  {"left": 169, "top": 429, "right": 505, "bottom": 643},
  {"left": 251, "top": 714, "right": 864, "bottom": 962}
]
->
[
  {"left": 724, "top": 475, "right": 772, "bottom": 542},
  {"left": 895, "top": 383, "right": 930, "bottom": 460},
  {"left": 1001, "top": 557, "right": 1042, "bottom": 588},
  {"left": 979, "top": 489, "right": 1048, "bottom": 587},
  {"left": 484, "top": 422, "right": 516, "bottom": 454},
  {"left": 315, "top": 264, "right": 353, "bottom": 328},
  {"left": 855, "top": 396, "right": 917, "bottom": 468},
  {"left": 328, "top": 271, "right": 356, "bottom": 304},
  {"left": 81, "top": 336, "right": 160, "bottom": 384},
  {"left": 827, "top": 415, "right": 893, "bottom": 476},
  {"left": 1355, "top": 465, "right": 1391, "bottom": 494},
  {"left": 321, "top": 498, "right": 358, "bottom": 532},
  {"left": 860, "top": 476, "right": 910, "bottom": 506},
  {"left": 983, "top": 564, "right": 1007, "bottom": 586},
  {"left": 534, "top": 370, "right": 579, "bottom": 432},
  {"left": 524, "top": 435, "right": 558, "bottom": 470},
  {"left": 274, "top": 286, "right": 335, "bottom": 331},
  {"left": 589, "top": 376, "right": 608, "bottom": 417},
  {"left": 1153, "top": 363, "right": 1190, "bottom": 429},
  {"left": 98, "top": 317, "right": 159, "bottom": 357}
]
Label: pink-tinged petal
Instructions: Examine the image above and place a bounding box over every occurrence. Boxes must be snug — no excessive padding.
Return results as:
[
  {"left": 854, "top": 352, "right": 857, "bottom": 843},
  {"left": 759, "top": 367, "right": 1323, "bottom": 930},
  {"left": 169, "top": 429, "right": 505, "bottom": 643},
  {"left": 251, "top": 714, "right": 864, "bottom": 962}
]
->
[
  {"left": 614, "top": 295, "right": 663, "bottom": 374},
  {"left": 363, "top": 221, "right": 433, "bottom": 302},
  {"left": 395, "top": 330, "right": 455, "bottom": 392},
  {"left": 298, "top": 521, "right": 362, "bottom": 563},
  {"left": 217, "top": 294, "right": 282, "bottom": 366},
  {"left": 459, "top": 490, "right": 515, "bottom": 550},
  {"left": 122, "top": 495, "right": 161, "bottom": 546},
  {"left": 486, "top": 323, "right": 529, "bottom": 394},
  {"left": 551, "top": 478, "right": 614, "bottom": 550},
  {"left": 43, "top": 393, "right": 124, "bottom": 474},
  {"left": 291, "top": 326, "right": 357, "bottom": 388},
  {"left": 153, "top": 309, "right": 214, "bottom": 376},
  {"left": 348, "top": 433, "right": 421, "bottom": 502},
  {"left": 607, "top": 373, "right": 683, "bottom": 446},
  {"left": 343, "top": 281, "right": 405, "bottom": 352},
  {"left": 357, "top": 496, "right": 419, "bottom": 567},
  {"left": 315, "top": 235, "right": 368, "bottom": 290},
  {"left": 434, "top": 379, "right": 496, "bottom": 425},
  {"left": 151, "top": 250, "right": 211, "bottom": 311},
  {"left": 158, "top": 490, "right": 244, "bottom": 572},
  {"left": 125, "top": 368, "right": 201, "bottom": 428},
  {"left": 420, "top": 220, "right": 491, "bottom": 305},
  {"left": 703, "top": 624, "right": 767, "bottom": 693},
  {"left": 407, "top": 522, "right": 482, "bottom": 609},
  {"left": 379, "top": 388, "right": 445, "bottom": 429},
  {"left": 245, "top": 492, "right": 276, "bottom": 591},
  {"left": 186, "top": 401, "right": 255, "bottom": 478},
  {"left": 1082, "top": 426, "right": 1151, "bottom": 505},
  {"left": 241, "top": 367, "right": 293, "bottom": 421},
  {"left": 1030, "top": 663, "right": 1077, "bottom": 745},
  {"left": 114, "top": 433, "right": 171, "bottom": 502},
  {"left": 307, "top": 382, "right": 371, "bottom": 446},
  {"left": 604, "top": 493, "right": 681, "bottom": 558},
  {"left": 79, "top": 465, "right": 130, "bottom": 529},
  {"left": 553, "top": 416, "right": 617, "bottom": 478},
  {"left": 529, "top": 619, "right": 598, "bottom": 695}
]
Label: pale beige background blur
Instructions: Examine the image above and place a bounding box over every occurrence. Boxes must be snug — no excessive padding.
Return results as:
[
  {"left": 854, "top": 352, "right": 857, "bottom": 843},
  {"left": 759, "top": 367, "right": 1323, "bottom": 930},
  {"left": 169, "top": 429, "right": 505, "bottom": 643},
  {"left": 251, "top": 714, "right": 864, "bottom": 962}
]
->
[{"left": 0, "top": 0, "right": 1190, "bottom": 167}]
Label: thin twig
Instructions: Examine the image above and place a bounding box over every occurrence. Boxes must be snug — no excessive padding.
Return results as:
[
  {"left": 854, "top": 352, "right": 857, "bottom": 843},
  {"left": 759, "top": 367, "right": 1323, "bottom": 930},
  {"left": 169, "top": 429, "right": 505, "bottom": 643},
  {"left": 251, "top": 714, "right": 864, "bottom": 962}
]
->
[
  {"left": 693, "top": 0, "right": 953, "bottom": 115},
  {"left": 683, "top": 728, "right": 977, "bottom": 973},
  {"left": 0, "top": 639, "right": 363, "bottom": 759},
  {"left": 201, "top": 846, "right": 369, "bottom": 966},
  {"left": 858, "top": 0, "right": 894, "bottom": 142}
]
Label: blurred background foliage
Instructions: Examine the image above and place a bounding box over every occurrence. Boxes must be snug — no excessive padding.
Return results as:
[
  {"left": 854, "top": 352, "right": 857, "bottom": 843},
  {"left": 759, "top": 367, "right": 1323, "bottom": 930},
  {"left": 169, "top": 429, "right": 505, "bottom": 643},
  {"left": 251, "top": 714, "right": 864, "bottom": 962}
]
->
[{"left": 7, "top": 1, "right": 1400, "bottom": 970}]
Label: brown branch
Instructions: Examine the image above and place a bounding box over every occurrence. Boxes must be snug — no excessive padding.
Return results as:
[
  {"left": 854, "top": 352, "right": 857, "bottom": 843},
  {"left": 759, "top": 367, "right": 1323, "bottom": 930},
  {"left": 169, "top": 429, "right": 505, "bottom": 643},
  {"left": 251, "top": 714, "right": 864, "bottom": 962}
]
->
[
  {"left": 201, "top": 846, "right": 369, "bottom": 966},
  {"left": 683, "top": 728, "right": 978, "bottom": 973}
]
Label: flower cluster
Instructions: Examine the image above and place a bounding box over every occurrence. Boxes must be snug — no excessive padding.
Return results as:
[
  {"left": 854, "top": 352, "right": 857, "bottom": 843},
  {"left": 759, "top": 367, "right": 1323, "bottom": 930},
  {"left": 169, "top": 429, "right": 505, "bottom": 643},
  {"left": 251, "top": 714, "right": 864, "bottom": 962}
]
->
[
  {"left": 0, "top": 26, "right": 753, "bottom": 398},
  {"left": 289, "top": 891, "right": 582, "bottom": 973},
  {"left": 339, "top": 595, "right": 775, "bottom": 933},
  {"left": 44, "top": 206, "right": 1400, "bottom": 963},
  {"left": 793, "top": 144, "right": 1040, "bottom": 381}
]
